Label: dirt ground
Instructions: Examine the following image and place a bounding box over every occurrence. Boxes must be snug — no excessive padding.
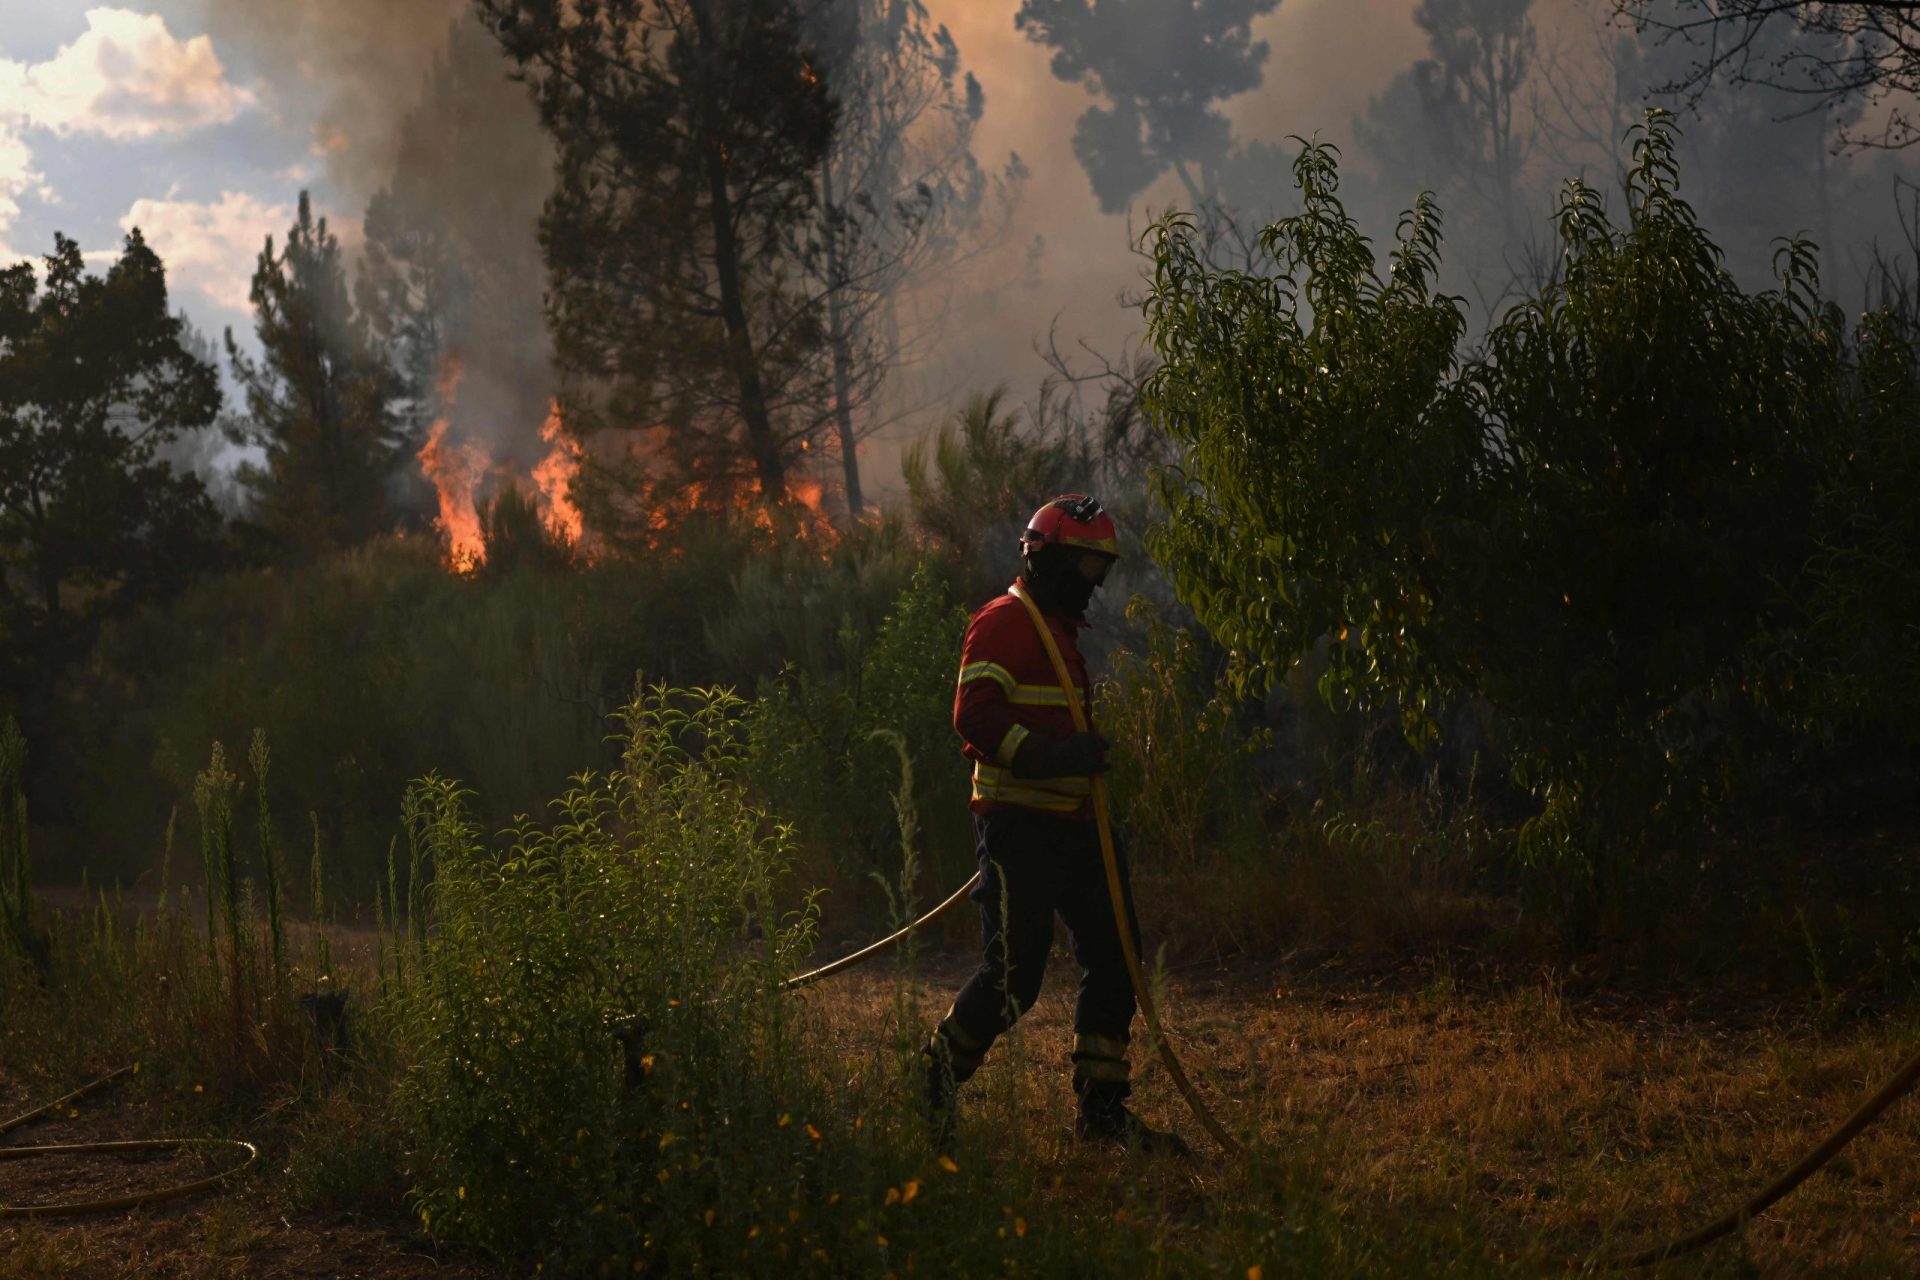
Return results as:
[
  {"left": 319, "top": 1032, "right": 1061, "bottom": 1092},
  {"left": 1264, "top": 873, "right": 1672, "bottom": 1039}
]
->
[{"left": 5, "top": 946, "right": 1919, "bottom": 1277}]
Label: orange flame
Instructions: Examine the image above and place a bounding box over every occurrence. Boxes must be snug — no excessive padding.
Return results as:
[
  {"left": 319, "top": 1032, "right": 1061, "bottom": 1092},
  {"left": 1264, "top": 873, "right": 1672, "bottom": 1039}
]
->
[
  {"left": 417, "top": 357, "right": 488, "bottom": 573},
  {"left": 532, "top": 400, "right": 586, "bottom": 549}
]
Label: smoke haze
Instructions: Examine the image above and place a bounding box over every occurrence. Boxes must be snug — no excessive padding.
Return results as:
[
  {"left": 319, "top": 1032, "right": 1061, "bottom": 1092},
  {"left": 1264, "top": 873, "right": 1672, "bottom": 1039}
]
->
[{"left": 163, "top": 0, "right": 1920, "bottom": 504}]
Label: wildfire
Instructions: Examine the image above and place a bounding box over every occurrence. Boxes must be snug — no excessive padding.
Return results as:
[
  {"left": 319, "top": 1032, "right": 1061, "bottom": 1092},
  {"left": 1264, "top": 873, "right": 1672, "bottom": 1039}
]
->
[
  {"left": 416, "top": 363, "right": 831, "bottom": 570},
  {"left": 417, "top": 357, "right": 489, "bottom": 573},
  {"left": 532, "top": 400, "right": 585, "bottom": 548}
]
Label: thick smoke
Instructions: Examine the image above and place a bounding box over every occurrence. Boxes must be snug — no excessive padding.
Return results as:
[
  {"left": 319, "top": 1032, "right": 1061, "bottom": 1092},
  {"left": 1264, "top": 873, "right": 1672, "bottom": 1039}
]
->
[
  {"left": 164, "top": 0, "right": 555, "bottom": 481},
  {"left": 169, "top": 0, "right": 1920, "bottom": 505},
  {"left": 163, "top": 0, "right": 472, "bottom": 199}
]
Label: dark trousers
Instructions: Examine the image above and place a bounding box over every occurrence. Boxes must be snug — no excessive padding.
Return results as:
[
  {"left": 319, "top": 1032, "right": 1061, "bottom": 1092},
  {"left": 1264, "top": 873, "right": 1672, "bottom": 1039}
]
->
[{"left": 932, "top": 808, "right": 1143, "bottom": 1097}]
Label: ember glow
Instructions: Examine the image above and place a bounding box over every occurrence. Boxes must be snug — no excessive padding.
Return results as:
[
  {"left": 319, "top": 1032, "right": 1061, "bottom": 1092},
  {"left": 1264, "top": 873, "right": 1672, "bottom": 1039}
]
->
[{"left": 532, "top": 400, "right": 585, "bottom": 547}]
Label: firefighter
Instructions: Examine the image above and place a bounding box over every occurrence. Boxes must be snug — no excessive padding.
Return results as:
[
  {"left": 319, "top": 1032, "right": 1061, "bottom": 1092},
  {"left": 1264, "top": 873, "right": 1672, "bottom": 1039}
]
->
[{"left": 923, "top": 494, "right": 1187, "bottom": 1156}]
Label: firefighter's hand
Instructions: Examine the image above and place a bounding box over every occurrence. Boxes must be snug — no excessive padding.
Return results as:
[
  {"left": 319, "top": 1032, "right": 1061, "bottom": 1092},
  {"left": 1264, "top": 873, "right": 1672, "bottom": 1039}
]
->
[{"left": 1012, "top": 731, "right": 1110, "bottom": 779}]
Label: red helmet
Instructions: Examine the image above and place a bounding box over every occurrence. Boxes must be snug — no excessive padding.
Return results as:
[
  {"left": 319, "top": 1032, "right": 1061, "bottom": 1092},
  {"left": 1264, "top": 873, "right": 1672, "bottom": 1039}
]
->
[{"left": 1020, "top": 494, "right": 1120, "bottom": 559}]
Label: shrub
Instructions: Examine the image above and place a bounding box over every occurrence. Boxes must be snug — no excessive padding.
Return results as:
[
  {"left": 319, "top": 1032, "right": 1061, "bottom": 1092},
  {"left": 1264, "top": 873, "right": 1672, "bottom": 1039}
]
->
[
  {"left": 1142, "top": 113, "right": 1920, "bottom": 924},
  {"left": 1095, "top": 595, "right": 1269, "bottom": 875},
  {"left": 392, "top": 683, "right": 825, "bottom": 1265},
  {"left": 746, "top": 563, "right": 973, "bottom": 903}
]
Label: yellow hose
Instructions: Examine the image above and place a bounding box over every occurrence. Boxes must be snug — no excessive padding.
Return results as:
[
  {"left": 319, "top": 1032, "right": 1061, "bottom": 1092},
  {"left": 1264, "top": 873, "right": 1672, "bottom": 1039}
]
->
[
  {"left": 0, "top": 1065, "right": 257, "bottom": 1219},
  {"left": 1596, "top": 1041, "right": 1920, "bottom": 1269},
  {"left": 1010, "top": 582, "right": 1241, "bottom": 1156},
  {"left": 778, "top": 871, "right": 982, "bottom": 993}
]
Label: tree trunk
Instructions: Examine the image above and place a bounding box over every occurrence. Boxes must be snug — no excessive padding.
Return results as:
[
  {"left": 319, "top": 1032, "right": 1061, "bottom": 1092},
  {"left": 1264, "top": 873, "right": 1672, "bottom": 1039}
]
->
[
  {"left": 820, "top": 152, "right": 865, "bottom": 516},
  {"left": 692, "top": 11, "right": 786, "bottom": 505}
]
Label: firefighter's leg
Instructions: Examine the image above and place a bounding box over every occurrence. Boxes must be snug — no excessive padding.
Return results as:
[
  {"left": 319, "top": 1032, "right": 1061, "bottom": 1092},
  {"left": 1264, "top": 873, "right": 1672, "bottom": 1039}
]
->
[
  {"left": 1057, "top": 828, "right": 1189, "bottom": 1155},
  {"left": 1056, "top": 823, "right": 1141, "bottom": 1101},
  {"left": 926, "top": 811, "right": 1060, "bottom": 1084}
]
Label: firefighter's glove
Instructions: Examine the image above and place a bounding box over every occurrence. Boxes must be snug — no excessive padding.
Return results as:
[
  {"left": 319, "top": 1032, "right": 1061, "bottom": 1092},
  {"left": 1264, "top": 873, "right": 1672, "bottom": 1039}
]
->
[{"left": 1012, "top": 730, "right": 1110, "bottom": 779}]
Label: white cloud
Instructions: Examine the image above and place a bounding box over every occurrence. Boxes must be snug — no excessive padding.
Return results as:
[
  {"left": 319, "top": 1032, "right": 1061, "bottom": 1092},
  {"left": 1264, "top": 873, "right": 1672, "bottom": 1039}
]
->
[
  {"left": 122, "top": 190, "right": 291, "bottom": 311},
  {"left": 0, "top": 9, "right": 256, "bottom": 265},
  {"left": 0, "top": 126, "right": 42, "bottom": 262},
  {"left": 3, "top": 8, "right": 255, "bottom": 141}
]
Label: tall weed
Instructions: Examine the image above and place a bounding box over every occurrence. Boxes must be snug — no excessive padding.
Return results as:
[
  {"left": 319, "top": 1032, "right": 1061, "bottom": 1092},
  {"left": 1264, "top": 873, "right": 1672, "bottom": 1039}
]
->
[{"left": 393, "top": 683, "right": 827, "bottom": 1266}]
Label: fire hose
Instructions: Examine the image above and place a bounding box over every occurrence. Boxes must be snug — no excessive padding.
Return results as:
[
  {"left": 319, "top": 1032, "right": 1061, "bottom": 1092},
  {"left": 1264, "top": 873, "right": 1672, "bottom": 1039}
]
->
[{"left": 0, "top": 1064, "right": 257, "bottom": 1218}]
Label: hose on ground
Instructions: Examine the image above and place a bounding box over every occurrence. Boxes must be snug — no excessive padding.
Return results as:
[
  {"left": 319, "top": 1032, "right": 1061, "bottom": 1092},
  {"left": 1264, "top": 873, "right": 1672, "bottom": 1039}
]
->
[
  {"left": 0, "top": 1064, "right": 257, "bottom": 1219},
  {"left": 1596, "top": 1041, "right": 1920, "bottom": 1269}
]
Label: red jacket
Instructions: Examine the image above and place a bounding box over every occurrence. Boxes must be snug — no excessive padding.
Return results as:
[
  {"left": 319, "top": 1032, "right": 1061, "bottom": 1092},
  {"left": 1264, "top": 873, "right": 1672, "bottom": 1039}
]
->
[{"left": 952, "top": 580, "right": 1095, "bottom": 819}]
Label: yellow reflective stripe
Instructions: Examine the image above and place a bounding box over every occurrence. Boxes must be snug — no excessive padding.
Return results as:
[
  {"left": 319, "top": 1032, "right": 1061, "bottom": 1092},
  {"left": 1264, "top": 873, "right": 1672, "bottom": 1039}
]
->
[
  {"left": 1058, "top": 533, "right": 1120, "bottom": 556},
  {"left": 1008, "top": 683, "right": 1073, "bottom": 707},
  {"left": 970, "top": 777, "right": 1084, "bottom": 812},
  {"left": 940, "top": 1012, "right": 983, "bottom": 1053},
  {"left": 1073, "top": 1033, "right": 1129, "bottom": 1061},
  {"left": 958, "top": 661, "right": 1015, "bottom": 693},
  {"left": 995, "top": 724, "right": 1030, "bottom": 768},
  {"left": 975, "top": 762, "right": 1091, "bottom": 797},
  {"left": 1072, "top": 1058, "right": 1130, "bottom": 1083}
]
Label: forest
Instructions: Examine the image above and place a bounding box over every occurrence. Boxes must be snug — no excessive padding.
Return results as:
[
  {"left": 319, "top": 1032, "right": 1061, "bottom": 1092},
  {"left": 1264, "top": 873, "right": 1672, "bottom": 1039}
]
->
[{"left": 5, "top": 1, "right": 1920, "bottom": 1275}]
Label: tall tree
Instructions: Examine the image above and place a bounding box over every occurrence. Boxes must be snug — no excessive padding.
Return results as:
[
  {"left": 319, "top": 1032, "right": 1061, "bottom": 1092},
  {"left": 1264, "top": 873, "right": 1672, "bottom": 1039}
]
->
[
  {"left": 227, "top": 192, "right": 405, "bottom": 556},
  {"left": 0, "top": 232, "right": 222, "bottom": 682},
  {"left": 804, "top": 0, "right": 1024, "bottom": 515},
  {"left": 1014, "top": 0, "right": 1281, "bottom": 215},
  {"left": 478, "top": 0, "right": 836, "bottom": 522},
  {"left": 1613, "top": 1, "right": 1920, "bottom": 148},
  {"left": 1357, "top": 0, "right": 1536, "bottom": 240},
  {"left": 1536, "top": 10, "right": 1863, "bottom": 290}
]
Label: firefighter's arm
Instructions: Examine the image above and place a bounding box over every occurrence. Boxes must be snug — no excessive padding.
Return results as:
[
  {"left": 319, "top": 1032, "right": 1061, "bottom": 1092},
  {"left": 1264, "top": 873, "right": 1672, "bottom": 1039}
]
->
[{"left": 954, "top": 656, "right": 1026, "bottom": 766}]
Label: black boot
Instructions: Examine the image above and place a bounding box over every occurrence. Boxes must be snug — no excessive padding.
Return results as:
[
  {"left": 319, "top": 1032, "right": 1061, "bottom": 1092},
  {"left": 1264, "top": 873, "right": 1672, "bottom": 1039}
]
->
[
  {"left": 1075, "top": 1084, "right": 1193, "bottom": 1159},
  {"left": 922, "top": 1038, "right": 958, "bottom": 1150}
]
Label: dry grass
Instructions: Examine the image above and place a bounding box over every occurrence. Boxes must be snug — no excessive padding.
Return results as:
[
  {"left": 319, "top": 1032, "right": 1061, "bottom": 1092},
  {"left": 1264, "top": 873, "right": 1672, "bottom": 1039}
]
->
[{"left": 807, "top": 947, "right": 1920, "bottom": 1277}]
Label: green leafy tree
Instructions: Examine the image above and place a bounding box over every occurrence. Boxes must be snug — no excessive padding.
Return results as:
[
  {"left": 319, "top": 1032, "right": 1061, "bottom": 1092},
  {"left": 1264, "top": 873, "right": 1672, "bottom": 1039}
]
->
[
  {"left": 1015, "top": 0, "right": 1282, "bottom": 216},
  {"left": 227, "top": 192, "right": 406, "bottom": 556},
  {"left": 0, "top": 231, "right": 222, "bottom": 684},
  {"left": 478, "top": 0, "right": 836, "bottom": 522},
  {"left": 1143, "top": 116, "right": 1913, "bottom": 912}
]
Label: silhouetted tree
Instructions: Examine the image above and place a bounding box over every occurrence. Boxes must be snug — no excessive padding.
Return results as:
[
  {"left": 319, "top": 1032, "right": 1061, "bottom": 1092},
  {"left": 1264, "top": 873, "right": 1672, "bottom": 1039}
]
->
[
  {"left": 803, "top": 0, "right": 1024, "bottom": 516},
  {"left": 1014, "top": 0, "right": 1281, "bottom": 215},
  {"left": 1358, "top": 0, "right": 1536, "bottom": 239},
  {"left": 478, "top": 0, "right": 836, "bottom": 522},
  {"left": 0, "top": 232, "right": 222, "bottom": 689},
  {"left": 227, "top": 192, "right": 406, "bottom": 556},
  {"left": 1614, "top": 1, "right": 1920, "bottom": 148}
]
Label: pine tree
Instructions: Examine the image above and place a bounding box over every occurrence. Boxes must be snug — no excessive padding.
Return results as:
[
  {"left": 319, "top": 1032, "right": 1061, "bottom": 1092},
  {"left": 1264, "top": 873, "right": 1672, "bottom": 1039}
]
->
[
  {"left": 478, "top": 0, "right": 836, "bottom": 521},
  {"left": 0, "top": 231, "right": 222, "bottom": 688},
  {"left": 226, "top": 192, "right": 405, "bottom": 555},
  {"left": 1015, "top": 0, "right": 1281, "bottom": 215}
]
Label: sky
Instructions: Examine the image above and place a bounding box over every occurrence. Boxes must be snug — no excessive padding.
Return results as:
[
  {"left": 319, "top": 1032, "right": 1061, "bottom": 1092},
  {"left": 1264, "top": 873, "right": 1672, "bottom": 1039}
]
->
[{"left": 1, "top": 4, "right": 319, "bottom": 350}]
